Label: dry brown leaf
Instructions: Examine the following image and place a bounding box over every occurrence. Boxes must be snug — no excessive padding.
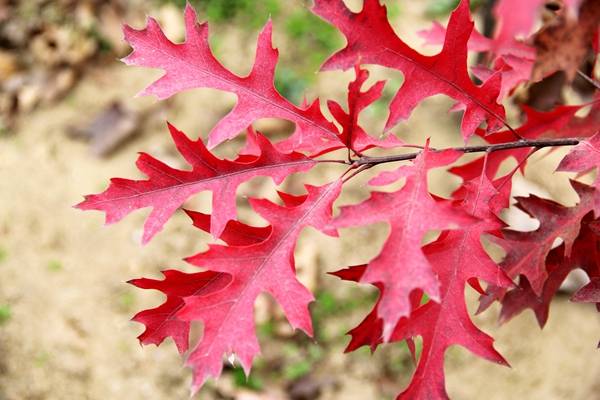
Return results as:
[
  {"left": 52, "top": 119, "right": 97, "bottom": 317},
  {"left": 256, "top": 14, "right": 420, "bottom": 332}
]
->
[
  {"left": 532, "top": 0, "right": 600, "bottom": 81},
  {"left": 69, "top": 101, "right": 140, "bottom": 157}
]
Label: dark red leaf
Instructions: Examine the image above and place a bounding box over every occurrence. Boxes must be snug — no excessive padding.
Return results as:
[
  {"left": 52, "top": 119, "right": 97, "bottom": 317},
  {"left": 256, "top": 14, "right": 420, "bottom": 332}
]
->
[
  {"left": 571, "top": 278, "right": 600, "bottom": 304},
  {"left": 481, "top": 181, "right": 595, "bottom": 312}
]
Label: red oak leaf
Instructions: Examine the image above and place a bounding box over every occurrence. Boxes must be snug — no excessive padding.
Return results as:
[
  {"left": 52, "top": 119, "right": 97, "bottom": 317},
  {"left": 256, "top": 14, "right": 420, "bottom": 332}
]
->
[
  {"left": 76, "top": 123, "right": 315, "bottom": 243},
  {"left": 558, "top": 132, "right": 600, "bottom": 174},
  {"left": 129, "top": 270, "right": 231, "bottom": 354},
  {"left": 389, "top": 238, "right": 510, "bottom": 399},
  {"left": 184, "top": 209, "right": 271, "bottom": 246},
  {"left": 472, "top": 55, "right": 534, "bottom": 100},
  {"left": 177, "top": 182, "right": 342, "bottom": 392},
  {"left": 379, "top": 172, "right": 511, "bottom": 399},
  {"left": 501, "top": 218, "right": 600, "bottom": 327},
  {"left": 420, "top": 20, "right": 535, "bottom": 100},
  {"left": 122, "top": 5, "right": 342, "bottom": 154},
  {"left": 558, "top": 132, "right": 600, "bottom": 214},
  {"left": 128, "top": 208, "right": 274, "bottom": 353},
  {"left": 500, "top": 249, "right": 567, "bottom": 327},
  {"left": 312, "top": 0, "right": 506, "bottom": 141},
  {"left": 338, "top": 174, "right": 512, "bottom": 362},
  {"left": 326, "top": 64, "right": 403, "bottom": 155},
  {"left": 326, "top": 173, "right": 511, "bottom": 399},
  {"left": 330, "top": 265, "right": 423, "bottom": 355},
  {"left": 558, "top": 98, "right": 600, "bottom": 138},
  {"left": 572, "top": 278, "right": 600, "bottom": 304},
  {"left": 480, "top": 181, "right": 595, "bottom": 312},
  {"left": 329, "top": 265, "right": 384, "bottom": 352},
  {"left": 334, "top": 146, "right": 474, "bottom": 339}
]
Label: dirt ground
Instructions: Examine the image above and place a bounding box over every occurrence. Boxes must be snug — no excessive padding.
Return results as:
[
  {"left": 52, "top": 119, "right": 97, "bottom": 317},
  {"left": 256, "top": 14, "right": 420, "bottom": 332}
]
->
[{"left": 1, "top": 2, "right": 599, "bottom": 400}]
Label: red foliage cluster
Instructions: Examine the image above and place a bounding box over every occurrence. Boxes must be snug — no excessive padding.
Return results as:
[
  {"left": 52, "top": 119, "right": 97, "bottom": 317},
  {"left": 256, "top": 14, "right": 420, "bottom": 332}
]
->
[{"left": 78, "top": 1, "right": 600, "bottom": 398}]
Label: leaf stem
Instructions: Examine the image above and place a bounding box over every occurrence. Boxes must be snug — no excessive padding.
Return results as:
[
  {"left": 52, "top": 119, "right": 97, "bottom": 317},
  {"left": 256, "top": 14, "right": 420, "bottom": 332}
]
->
[{"left": 342, "top": 163, "right": 373, "bottom": 182}]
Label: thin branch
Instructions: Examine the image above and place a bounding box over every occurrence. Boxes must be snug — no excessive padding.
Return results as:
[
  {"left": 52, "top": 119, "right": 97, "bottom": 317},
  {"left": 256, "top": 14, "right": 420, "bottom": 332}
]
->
[
  {"left": 577, "top": 69, "right": 600, "bottom": 90},
  {"left": 317, "top": 159, "right": 352, "bottom": 165},
  {"left": 343, "top": 163, "right": 374, "bottom": 182},
  {"left": 400, "top": 144, "right": 427, "bottom": 150},
  {"left": 354, "top": 138, "right": 580, "bottom": 166}
]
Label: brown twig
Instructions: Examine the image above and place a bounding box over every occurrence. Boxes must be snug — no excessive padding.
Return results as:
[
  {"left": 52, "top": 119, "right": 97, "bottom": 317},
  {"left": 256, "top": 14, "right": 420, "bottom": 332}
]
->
[
  {"left": 353, "top": 138, "right": 580, "bottom": 166},
  {"left": 577, "top": 69, "right": 600, "bottom": 90}
]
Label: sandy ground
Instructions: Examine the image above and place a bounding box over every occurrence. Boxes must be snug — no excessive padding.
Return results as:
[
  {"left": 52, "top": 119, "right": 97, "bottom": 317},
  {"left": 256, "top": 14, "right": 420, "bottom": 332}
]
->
[{"left": 1, "top": 2, "right": 599, "bottom": 399}]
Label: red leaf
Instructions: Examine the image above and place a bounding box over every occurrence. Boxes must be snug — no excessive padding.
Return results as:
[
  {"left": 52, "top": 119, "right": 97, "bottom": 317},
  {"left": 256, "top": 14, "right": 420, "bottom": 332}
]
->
[
  {"left": 184, "top": 210, "right": 271, "bottom": 246},
  {"left": 557, "top": 98, "right": 600, "bottom": 138},
  {"left": 330, "top": 265, "right": 425, "bottom": 354},
  {"left": 558, "top": 132, "right": 600, "bottom": 174},
  {"left": 379, "top": 172, "right": 512, "bottom": 399},
  {"left": 129, "top": 270, "right": 230, "bottom": 354},
  {"left": 558, "top": 132, "right": 600, "bottom": 215},
  {"left": 76, "top": 124, "right": 315, "bottom": 243},
  {"left": 334, "top": 145, "right": 475, "bottom": 339},
  {"left": 329, "top": 265, "right": 384, "bottom": 353},
  {"left": 128, "top": 210, "right": 276, "bottom": 353},
  {"left": 177, "top": 181, "right": 342, "bottom": 392},
  {"left": 122, "top": 5, "right": 342, "bottom": 153},
  {"left": 313, "top": 0, "right": 506, "bottom": 140},
  {"left": 420, "top": 20, "right": 535, "bottom": 100},
  {"left": 336, "top": 174, "right": 514, "bottom": 398},
  {"left": 326, "top": 65, "right": 404, "bottom": 154},
  {"left": 501, "top": 219, "right": 600, "bottom": 327},
  {"left": 571, "top": 278, "right": 600, "bottom": 303},
  {"left": 473, "top": 55, "right": 534, "bottom": 100},
  {"left": 499, "top": 248, "right": 566, "bottom": 327},
  {"left": 480, "top": 181, "right": 595, "bottom": 312}
]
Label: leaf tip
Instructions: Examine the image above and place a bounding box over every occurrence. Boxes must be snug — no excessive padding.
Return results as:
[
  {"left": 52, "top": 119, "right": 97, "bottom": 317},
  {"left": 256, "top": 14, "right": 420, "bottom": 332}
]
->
[
  {"left": 140, "top": 228, "right": 156, "bottom": 246},
  {"left": 72, "top": 197, "right": 87, "bottom": 211}
]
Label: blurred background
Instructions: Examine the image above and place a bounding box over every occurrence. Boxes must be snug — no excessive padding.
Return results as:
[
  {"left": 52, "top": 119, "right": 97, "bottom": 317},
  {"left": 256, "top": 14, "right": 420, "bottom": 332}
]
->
[{"left": 0, "top": 0, "right": 598, "bottom": 399}]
